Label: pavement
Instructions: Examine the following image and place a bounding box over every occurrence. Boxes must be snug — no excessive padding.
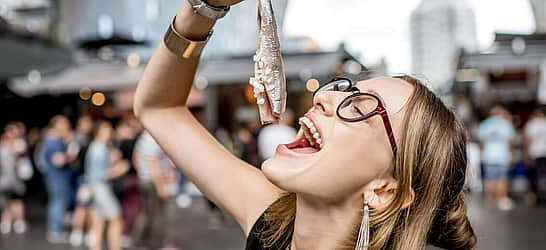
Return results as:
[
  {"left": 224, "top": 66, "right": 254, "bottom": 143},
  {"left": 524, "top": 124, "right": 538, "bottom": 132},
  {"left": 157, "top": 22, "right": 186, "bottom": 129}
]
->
[{"left": 0, "top": 193, "right": 545, "bottom": 250}]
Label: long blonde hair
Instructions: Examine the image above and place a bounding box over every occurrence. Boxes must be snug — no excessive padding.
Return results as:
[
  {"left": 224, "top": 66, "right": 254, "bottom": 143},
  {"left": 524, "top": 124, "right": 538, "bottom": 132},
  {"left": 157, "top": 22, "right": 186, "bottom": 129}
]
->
[{"left": 259, "top": 76, "right": 477, "bottom": 250}]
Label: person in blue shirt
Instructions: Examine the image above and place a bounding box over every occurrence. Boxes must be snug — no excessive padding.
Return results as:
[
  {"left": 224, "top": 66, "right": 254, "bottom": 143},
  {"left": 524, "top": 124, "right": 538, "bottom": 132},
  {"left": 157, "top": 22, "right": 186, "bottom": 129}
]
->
[
  {"left": 479, "top": 106, "right": 516, "bottom": 210},
  {"left": 41, "top": 115, "right": 75, "bottom": 243}
]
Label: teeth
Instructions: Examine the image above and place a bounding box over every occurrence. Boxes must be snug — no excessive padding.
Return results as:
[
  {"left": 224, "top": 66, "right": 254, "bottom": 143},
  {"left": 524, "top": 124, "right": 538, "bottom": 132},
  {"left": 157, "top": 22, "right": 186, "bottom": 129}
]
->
[
  {"left": 298, "top": 117, "right": 323, "bottom": 149},
  {"left": 304, "top": 131, "right": 315, "bottom": 146}
]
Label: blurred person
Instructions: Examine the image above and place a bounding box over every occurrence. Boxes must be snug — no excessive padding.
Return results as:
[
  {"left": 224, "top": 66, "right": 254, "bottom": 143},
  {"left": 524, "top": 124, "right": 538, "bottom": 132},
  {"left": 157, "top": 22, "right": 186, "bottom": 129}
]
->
[
  {"left": 85, "top": 121, "right": 126, "bottom": 250},
  {"left": 42, "top": 115, "right": 74, "bottom": 243},
  {"left": 132, "top": 131, "right": 173, "bottom": 249},
  {"left": 524, "top": 109, "right": 546, "bottom": 205},
  {"left": 26, "top": 127, "right": 42, "bottom": 173},
  {"left": 112, "top": 120, "right": 141, "bottom": 246},
  {"left": 69, "top": 179, "right": 94, "bottom": 247},
  {"left": 69, "top": 115, "right": 95, "bottom": 246},
  {"left": 257, "top": 108, "right": 297, "bottom": 160},
  {"left": 0, "top": 123, "right": 27, "bottom": 234},
  {"left": 466, "top": 139, "right": 482, "bottom": 193},
  {"left": 235, "top": 124, "right": 260, "bottom": 167},
  {"left": 479, "top": 106, "right": 516, "bottom": 210},
  {"left": 132, "top": 1, "right": 477, "bottom": 249},
  {"left": 73, "top": 115, "right": 93, "bottom": 147}
]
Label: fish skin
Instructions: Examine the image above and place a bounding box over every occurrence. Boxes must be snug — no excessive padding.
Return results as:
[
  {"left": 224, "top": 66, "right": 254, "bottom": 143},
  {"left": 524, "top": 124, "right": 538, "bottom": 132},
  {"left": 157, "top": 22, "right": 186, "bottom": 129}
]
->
[{"left": 251, "top": 0, "right": 287, "bottom": 124}]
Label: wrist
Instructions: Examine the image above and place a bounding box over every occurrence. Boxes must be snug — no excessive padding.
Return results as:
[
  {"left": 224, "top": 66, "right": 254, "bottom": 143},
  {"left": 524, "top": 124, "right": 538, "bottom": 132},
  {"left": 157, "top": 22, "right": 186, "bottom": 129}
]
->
[{"left": 175, "top": 1, "right": 216, "bottom": 41}]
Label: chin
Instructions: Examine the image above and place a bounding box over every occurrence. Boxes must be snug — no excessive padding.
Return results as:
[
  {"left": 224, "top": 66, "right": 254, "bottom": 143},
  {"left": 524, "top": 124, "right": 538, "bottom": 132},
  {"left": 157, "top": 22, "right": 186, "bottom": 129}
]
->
[
  {"left": 261, "top": 153, "right": 316, "bottom": 193},
  {"left": 261, "top": 157, "right": 287, "bottom": 189}
]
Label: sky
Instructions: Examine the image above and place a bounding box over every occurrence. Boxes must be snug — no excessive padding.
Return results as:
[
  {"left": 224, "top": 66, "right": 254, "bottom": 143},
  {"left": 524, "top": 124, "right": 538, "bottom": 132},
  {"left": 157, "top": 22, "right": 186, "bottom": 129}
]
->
[{"left": 283, "top": 0, "right": 536, "bottom": 73}]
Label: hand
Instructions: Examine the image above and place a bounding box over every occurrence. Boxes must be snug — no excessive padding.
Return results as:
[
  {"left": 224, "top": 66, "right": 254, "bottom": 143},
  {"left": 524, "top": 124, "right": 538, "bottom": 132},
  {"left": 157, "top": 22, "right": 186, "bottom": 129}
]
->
[
  {"left": 109, "top": 149, "right": 122, "bottom": 162},
  {"left": 176, "top": 0, "right": 244, "bottom": 40},
  {"left": 205, "top": 0, "right": 244, "bottom": 7},
  {"left": 52, "top": 153, "right": 67, "bottom": 167}
]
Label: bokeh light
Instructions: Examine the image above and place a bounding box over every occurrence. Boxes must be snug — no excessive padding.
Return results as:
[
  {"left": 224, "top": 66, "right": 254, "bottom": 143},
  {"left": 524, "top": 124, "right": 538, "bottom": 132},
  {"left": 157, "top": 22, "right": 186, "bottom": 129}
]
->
[
  {"left": 306, "top": 78, "right": 320, "bottom": 92},
  {"left": 91, "top": 92, "right": 106, "bottom": 106}
]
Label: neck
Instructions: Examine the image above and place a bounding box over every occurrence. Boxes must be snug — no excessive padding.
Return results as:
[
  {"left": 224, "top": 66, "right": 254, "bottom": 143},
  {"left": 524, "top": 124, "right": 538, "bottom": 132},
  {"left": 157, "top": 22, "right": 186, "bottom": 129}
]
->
[{"left": 291, "top": 194, "right": 360, "bottom": 250}]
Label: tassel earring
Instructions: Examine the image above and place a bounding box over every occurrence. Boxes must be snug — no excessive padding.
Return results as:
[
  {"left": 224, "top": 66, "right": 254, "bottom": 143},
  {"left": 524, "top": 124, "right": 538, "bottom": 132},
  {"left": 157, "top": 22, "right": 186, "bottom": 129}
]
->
[{"left": 355, "top": 200, "right": 370, "bottom": 250}]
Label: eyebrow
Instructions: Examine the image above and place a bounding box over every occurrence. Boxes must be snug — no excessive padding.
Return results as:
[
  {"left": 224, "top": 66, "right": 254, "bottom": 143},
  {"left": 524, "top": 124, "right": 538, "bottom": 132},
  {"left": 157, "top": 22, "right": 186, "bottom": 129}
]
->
[{"left": 361, "top": 88, "right": 385, "bottom": 101}]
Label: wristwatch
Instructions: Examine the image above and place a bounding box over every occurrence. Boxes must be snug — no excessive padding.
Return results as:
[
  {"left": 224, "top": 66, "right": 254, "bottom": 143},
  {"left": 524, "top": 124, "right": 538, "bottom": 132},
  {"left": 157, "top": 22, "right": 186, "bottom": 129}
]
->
[
  {"left": 187, "top": 0, "right": 231, "bottom": 21},
  {"left": 163, "top": 16, "right": 212, "bottom": 59}
]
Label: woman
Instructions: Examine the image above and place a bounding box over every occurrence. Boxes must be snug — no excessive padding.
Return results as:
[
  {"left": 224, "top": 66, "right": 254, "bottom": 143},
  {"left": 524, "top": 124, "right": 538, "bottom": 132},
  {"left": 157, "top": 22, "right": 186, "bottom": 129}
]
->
[
  {"left": 0, "top": 123, "right": 27, "bottom": 234},
  {"left": 133, "top": 0, "right": 477, "bottom": 249},
  {"left": 85, "top": 121, "right": 127, "bottom": 250}
]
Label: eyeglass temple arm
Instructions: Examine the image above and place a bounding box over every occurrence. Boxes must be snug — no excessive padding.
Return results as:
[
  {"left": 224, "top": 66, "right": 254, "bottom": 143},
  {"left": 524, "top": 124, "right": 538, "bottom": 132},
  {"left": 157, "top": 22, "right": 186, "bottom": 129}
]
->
[{"left": 378, "top": 110, "right": 398, "bottom": 157}]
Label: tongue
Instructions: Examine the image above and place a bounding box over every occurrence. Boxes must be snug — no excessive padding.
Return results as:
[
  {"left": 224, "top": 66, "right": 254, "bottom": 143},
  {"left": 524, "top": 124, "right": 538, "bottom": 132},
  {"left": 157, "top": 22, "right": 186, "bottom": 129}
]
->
[{"left": 292, "top": 147, "right": 319, "bottom": 154}]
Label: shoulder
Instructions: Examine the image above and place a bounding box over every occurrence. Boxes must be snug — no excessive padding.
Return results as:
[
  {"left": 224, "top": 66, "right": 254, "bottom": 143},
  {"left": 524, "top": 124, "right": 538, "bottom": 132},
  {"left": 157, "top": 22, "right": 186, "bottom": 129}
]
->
[
  {"left": 258, "top": 125, "right": 275, "bottom": 137},
  {"left": 44, "top": 138, "right": 64, "bottom": 151},
  {"left": 245, "top": 196, "right": 293, "bottom": 250},
  {"left": 87, "top": 142, "right": 106, "bottom": 156}
]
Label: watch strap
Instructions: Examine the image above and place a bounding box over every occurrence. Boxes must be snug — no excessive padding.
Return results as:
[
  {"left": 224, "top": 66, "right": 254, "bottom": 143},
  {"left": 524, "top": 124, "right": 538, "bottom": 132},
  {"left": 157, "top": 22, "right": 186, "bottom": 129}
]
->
[{"left": 163, "top": 17, "right": 212, "bottom": 59}]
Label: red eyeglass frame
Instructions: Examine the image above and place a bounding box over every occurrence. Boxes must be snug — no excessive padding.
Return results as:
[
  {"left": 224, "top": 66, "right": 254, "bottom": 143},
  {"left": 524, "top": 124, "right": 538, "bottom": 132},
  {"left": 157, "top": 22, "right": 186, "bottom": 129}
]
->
[{"left": 316, "top": 77, "right": 398, "bottom": 157}]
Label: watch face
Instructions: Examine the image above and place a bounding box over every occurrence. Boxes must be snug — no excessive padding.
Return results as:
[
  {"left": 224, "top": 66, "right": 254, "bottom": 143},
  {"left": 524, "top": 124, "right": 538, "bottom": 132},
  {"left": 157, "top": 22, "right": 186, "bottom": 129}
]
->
[{"left": 190, "top": 0, "right": 229, "bottom": 20}]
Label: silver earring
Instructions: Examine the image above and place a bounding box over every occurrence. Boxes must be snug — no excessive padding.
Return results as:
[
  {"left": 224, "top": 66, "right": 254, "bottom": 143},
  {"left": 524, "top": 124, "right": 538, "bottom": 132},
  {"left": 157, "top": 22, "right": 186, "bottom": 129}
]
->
[{"left": 355, "top": 200, "right": 370, "bottom": 250}]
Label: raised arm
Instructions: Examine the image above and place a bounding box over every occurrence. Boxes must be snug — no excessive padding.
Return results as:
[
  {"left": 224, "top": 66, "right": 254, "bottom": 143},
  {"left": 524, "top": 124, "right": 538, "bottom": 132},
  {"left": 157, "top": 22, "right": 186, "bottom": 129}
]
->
[{"left": 133, "top": 0, "right": 282, "bottom": 234}]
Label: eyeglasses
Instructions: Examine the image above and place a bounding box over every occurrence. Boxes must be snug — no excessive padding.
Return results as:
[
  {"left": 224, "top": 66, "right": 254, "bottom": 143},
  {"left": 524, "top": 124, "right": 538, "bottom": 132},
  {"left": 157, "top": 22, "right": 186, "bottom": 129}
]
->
[{"left": 314, "top": 77, "right": 398, "bottom": 157}]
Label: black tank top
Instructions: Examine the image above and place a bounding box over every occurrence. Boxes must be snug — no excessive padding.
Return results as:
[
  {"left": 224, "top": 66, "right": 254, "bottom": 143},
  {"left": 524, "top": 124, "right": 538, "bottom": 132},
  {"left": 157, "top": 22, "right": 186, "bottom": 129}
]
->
[{"left": 245, "top": 199, "right": 292, "bottom": 250}]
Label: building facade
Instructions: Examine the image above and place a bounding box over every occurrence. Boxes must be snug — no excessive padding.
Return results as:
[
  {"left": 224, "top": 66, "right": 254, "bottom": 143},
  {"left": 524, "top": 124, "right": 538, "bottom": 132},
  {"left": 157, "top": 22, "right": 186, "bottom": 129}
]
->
[
  {"left": 530, "top": 0, "right": 546, "bottom": 32},
  {"left": 410, "top": 0, "right": 477, "bottom": 93},
  {"left": 54, "top": 0, "right": 288, "bottom": 56}
]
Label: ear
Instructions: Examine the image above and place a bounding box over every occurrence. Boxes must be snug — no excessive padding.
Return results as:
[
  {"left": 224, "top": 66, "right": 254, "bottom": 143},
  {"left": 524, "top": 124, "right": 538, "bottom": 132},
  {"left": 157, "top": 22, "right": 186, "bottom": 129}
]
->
[{"left": 364, "top": 178, "right": 415, "bottom": 210}]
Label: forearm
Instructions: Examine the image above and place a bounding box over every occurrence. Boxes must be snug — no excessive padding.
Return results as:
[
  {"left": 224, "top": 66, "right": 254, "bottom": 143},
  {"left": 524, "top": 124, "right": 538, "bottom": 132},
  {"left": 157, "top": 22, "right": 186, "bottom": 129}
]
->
[{"left": 134, "top": 1, "right": 215, "bottom": 115}]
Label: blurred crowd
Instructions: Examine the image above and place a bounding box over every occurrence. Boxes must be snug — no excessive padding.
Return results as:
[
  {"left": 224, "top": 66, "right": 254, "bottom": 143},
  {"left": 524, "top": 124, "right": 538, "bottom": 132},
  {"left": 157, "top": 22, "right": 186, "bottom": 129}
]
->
[
  {"left": 0, "top": 110, "right": 297, "bottom": 250},
  {"left": 2, "top": 102, "right": 546, "bottom": 249},
  {"left": 466, "top": 104, "right": 546, "bottom": 211},
  {"left": 0, "top": 114, "right": 185, "bottom": 249}
]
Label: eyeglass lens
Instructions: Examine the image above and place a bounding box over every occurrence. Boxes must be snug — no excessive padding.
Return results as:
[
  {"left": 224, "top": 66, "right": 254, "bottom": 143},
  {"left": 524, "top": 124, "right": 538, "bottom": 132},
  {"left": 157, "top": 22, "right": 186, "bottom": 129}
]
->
[{"left": 338, "top": 95, "right": 379, "bottom": 120}]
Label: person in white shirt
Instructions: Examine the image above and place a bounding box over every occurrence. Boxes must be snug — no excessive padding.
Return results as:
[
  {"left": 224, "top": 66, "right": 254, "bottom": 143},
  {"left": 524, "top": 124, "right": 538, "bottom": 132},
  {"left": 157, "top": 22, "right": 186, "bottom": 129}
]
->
[
  {"left": 258, "top": 109, "right": 297, "bottom": 160},
  {"left": 524, "top": 109, "right": 546, "bottom": 205},
  {"left": 132, "top": 131, "right": 173, "bottom": 248}
]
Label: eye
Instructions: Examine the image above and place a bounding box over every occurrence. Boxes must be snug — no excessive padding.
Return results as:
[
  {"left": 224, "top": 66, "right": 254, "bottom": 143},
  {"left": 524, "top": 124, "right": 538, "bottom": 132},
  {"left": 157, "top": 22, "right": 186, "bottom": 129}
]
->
[{"left": 352, "top": 105, "right": 365, "bottom": 116}]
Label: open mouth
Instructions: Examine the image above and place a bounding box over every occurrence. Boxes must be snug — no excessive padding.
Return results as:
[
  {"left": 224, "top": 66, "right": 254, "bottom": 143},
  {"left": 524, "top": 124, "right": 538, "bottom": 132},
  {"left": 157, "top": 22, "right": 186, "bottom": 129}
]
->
[{"left": 283, "top": 116, "right": 323, "bottom": 154}]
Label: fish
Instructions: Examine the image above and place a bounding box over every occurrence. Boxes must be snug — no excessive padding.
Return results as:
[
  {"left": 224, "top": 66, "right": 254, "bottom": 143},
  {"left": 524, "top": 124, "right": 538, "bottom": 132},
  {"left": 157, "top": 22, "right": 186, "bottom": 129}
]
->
[{"left": 249, "top": 0, "right": 287, "bottom": 124}]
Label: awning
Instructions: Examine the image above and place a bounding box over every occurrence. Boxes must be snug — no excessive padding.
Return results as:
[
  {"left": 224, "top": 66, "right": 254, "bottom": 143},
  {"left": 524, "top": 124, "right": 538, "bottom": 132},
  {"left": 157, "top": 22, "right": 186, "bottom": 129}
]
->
[
  {"left": 9, "top": 50, "right": 349, "bottom": 97},
  {"left": 0, "top": 33, "right": 71, "bottom": 81},
  {"left": 9, "top": 61, "right": 144, "bottom": 97},
  {"left": 197, "top": 52, "right": 342, "bottom": 84}
]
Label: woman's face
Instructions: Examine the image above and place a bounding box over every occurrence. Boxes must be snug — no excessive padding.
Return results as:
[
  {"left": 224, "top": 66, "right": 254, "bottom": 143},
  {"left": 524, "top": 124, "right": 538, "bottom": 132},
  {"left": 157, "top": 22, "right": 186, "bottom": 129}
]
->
[{"left": 262, "top": 77, "right": 414, "bottom": 201}]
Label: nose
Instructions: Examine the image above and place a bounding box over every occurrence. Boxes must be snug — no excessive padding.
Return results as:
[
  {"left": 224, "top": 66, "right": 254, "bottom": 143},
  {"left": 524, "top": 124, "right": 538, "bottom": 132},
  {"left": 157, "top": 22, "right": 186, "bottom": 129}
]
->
[{"left": 312, "top": 91, "right": 335, "bottom": 116}]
